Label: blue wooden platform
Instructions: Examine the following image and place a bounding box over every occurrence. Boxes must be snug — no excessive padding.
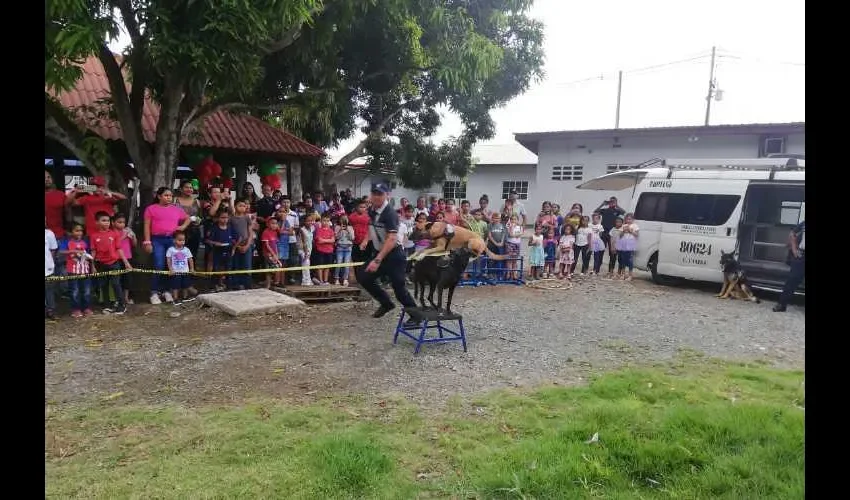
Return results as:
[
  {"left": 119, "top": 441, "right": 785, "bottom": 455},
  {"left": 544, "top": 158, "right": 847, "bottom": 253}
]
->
[{"left": 393, "top": 307, "right": 467, "bottom": 354}]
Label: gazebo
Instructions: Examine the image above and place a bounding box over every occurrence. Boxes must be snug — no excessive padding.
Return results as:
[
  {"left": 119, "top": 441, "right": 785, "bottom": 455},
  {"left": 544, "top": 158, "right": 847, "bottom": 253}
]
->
[{"left": 45, "top": 54, "right": 325, "bottom": 199}]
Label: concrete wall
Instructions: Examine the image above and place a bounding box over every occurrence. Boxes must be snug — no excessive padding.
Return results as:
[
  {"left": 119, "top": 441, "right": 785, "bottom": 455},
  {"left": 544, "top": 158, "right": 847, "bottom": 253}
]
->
[{"left": 534, "top": 131, "right": 805, "bottom": 212}]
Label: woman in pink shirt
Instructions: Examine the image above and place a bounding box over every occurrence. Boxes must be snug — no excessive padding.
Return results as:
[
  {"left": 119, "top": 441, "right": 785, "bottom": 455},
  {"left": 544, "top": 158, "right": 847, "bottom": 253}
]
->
[{"left": 143, "top": 187, "right": 190, "bottom": 304}]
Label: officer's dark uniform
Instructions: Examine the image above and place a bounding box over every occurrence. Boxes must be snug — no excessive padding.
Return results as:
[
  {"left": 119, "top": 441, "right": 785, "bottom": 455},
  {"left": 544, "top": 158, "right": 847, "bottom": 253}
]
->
[
  {"left": 355, "top": 184, "right": 417, "bottom": 316},
  {"left": 774, "top": 220, "right": 805, "bottom": 312}
]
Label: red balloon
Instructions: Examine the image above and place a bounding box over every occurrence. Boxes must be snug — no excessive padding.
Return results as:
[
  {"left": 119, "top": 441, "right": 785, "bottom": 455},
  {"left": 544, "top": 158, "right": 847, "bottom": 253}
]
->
[
  {"left": 222, "top": 178, "right": 234, "bottom": 189},
  {"left": 210, "top": 161, "right": 222, "bottom": 177}
]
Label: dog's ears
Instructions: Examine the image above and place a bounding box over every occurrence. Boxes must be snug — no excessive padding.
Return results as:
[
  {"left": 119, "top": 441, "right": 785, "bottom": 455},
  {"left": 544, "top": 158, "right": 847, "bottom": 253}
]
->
[{"left": 424, "top": 222, "right": 433, "bottom": 231}]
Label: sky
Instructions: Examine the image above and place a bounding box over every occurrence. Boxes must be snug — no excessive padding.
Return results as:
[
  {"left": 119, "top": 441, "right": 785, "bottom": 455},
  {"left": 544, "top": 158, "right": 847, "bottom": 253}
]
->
[{"left": 108, "top": 0, "right": 805, "bottom": 161}]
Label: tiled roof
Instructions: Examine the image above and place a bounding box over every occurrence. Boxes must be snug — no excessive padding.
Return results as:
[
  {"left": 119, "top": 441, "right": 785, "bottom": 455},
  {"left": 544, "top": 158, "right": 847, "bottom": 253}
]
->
[{"left": 50, "top": 55, "right": 325, "bottom": 158}]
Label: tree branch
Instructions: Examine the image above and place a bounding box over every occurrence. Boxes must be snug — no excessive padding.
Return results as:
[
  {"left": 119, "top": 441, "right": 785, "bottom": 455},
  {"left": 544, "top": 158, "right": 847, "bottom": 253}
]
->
[
  {"left": 263, "top": 5, "right": 325, "bottom": 54},
  {"left": 116, "top": 0, "right": 148, "bottom": 125},
  {"left": 45, "top": 94, "right": 100, "bottom": 172},
  {"left": 329, "top": 97, "right": 423, "bottom": 174},
  {"left": 97, "top": 44, "right": 150, "bottom": 165}
]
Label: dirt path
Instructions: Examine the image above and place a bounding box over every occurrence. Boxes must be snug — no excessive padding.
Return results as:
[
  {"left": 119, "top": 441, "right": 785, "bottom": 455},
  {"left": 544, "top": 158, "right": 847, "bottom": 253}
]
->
[{"left": 45, "top": 275, "right": 805, "bottom": 410}]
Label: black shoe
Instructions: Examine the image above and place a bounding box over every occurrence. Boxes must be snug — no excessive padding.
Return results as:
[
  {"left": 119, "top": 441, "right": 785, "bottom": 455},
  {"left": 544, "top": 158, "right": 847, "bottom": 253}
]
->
[
  {"left": 372, "top": 304, "right": 395, "bottom": 318},
  {"left": 772, "top": 304, "right": 787, "bottom": 312},
  {"left": 45, "top": 309, "right": 57, "bottom": 321},
  {"left": 403, "top": 319, "right": 420, "bottom": 328}
]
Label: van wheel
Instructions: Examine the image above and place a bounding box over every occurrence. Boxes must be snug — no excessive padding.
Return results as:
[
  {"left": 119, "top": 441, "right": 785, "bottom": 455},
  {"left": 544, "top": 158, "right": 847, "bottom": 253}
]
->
[{"left": 649, "top": 254, "right": 676, "bottom": 286}]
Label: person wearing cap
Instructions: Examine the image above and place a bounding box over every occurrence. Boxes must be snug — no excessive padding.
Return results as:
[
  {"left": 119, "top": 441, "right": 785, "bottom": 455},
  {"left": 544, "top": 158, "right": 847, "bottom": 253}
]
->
[
  {"left": 356, "top": 182, "right": 418, "bottom": 318},
  {"left": 69, "top": 176, "right": 127, "bottom": 235}
]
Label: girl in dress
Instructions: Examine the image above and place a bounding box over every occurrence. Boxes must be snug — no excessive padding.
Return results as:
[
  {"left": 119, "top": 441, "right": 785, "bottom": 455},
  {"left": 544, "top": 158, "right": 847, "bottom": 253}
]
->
[
  {"left": 558, "top": 224, "right": 576, "bottom": 280},
  {"left": 617, "top": 213, "right": 639, "bottom": 280},
  {"left": 543, "top": 226, "right": 557, "bottom": 278},
  {"left": 505, "top": 214, "right": 523, "bottom": 280},
  {"left": 527, "top": 225, "right": 545, "bottom": 280},
  {"left": 589, "top": 212, "right": 607, "bottom": 275}
]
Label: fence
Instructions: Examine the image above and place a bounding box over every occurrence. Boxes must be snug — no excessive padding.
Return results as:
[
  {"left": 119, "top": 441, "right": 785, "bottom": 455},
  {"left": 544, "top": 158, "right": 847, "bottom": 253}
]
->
[{"left": 459, "top": 256, "right": 525, "bottom": 287}]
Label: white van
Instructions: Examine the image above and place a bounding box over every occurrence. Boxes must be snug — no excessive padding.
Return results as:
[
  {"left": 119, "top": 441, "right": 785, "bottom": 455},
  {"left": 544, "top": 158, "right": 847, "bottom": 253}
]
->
[{"left": 577, "top": 158, "right": 804, "bottom": 294}]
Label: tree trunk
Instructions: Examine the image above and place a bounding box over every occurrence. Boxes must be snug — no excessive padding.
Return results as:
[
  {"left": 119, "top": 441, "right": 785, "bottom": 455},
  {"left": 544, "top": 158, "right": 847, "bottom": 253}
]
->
[{"left": 289, "top": 160, "right": 303, "bottom": 201}]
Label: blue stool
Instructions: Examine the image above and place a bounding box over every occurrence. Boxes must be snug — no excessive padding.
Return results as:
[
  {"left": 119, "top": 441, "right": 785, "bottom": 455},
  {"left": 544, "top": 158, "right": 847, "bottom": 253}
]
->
[{"left": 394, "top": 307, "right": 467, "bottom": 354}]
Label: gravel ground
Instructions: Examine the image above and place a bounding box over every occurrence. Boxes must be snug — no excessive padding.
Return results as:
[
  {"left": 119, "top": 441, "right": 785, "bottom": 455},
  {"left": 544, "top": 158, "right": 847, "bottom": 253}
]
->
[{"left": 45, "top": 272, "right": 805, "bottom": 410}]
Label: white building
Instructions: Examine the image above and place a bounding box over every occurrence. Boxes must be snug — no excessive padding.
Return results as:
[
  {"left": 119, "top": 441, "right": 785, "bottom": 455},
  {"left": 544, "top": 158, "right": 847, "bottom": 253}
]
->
[
  {"left": 333, "top": 143, "right": 538, "bottom": 211},
  {"left": 333, "top": 122, "right": 804, "bottom": 219},
  {"left": 514, "top": 122, "right": 805, "bottom": 214}
]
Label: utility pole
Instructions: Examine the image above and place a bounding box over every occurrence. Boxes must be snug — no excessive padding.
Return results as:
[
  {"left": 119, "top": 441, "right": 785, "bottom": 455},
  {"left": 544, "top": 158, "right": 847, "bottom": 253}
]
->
[
  {"left": 704, "top": 46, "right": 717, "bottom": 126},
  {"left": 614, "top": 70, "right": 623, "bottom": 129}
]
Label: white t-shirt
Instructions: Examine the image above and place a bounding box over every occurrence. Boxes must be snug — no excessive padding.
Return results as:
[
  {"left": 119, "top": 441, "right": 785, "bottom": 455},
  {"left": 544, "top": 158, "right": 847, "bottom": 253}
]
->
[
  {"left": 576, "top": 226, "right": 593, "bottom": 246},
  {"left": 399, "top": 218, "right": 415, "bottom": 249},
  {"left": 166, "top": 246, "right": 193, "bottom": 273},
  {"left": 285, "top": 210, "right": 299, "bottom": 243},
  {"left": 507, "top": 224, "right": 523, "bottom": 244},
  {"left": 589, "top": 223, "right": 605, "bottom": 238},
  {"left": 45, "top": 229, "right": 58, "bottom": 277}
]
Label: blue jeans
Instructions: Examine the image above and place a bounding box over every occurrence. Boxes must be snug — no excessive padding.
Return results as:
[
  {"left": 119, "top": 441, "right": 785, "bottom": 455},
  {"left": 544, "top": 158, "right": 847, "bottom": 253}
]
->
[
  {"left": 618, "top": 250, "right": 634, "bottom": 272},
  {"left": 335, "top": 247, "right": 353, "bottom": 281},
  {"left": 151, "top": 235, "right": 174, "bottom": 293},
  {"left": 45, "top": 276, "right": 56, "bottom": 312},
  {"left": 230, "top": 244, "right": 254, "bottom": 288},
  {"left": 97, "top": 262, "right": 125, "bottom": 306},
  {"left": 69, "top": 277, "right": 92, "bottom": 311}
]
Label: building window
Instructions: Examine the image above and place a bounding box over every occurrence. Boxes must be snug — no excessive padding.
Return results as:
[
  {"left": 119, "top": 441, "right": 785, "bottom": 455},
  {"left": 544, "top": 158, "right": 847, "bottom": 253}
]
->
[
  {"left": 551, "top": 165, "right": 583, "bottom": 181},
  {"left": 606, "top": 163, "right": 634, "bottom": 173},
  {"left": 442, "top": 180, "right": 467, "bottom": 200},
  {"left": 501, "top": 181, "right": 529, "bottom": 200},
  {"left": 760, "top": 135, "right": 786, "bottom": 157},
  {"left": 634, "top": 193, "right": 741, "bottom": 226}
]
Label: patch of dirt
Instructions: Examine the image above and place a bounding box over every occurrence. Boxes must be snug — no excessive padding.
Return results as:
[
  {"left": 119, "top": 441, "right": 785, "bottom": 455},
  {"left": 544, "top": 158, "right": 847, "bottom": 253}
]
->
[{"left": 45, "top": 275, "right": 805, "bottom": 410}]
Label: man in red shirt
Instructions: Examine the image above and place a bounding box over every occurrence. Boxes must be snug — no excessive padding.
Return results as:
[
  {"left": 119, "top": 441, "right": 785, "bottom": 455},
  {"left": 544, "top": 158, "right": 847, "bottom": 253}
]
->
[
  {"left": 90, "top": 211, "right": 132, "bottom": 314},
  {"left": 44, "top": 170, "right": 69, "bottom": 239},
  {"left": 71, "top": 176, "right": 127, "bottom": 235}
]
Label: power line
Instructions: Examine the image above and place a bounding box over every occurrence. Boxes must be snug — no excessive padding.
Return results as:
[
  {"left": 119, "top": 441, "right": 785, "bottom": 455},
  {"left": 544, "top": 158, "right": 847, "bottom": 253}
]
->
[
  {"left": 717, "top": 53, "right": 805, "bottom": 68},
  {"left": 552, "top": 50, "right": 712, "bottom": 88}
]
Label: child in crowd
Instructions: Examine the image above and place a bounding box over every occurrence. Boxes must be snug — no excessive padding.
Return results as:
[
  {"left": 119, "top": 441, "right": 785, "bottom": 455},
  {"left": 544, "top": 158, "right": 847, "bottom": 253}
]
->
[
  {"left": 505, "top": 214, "right": 523, "bottom": 280},
  {"left": 487, "top": 211, "right": 506, "bottom": 278},
  {"left": 400, "top": 205, "right": 416, "bottom": 257},
  {"left": 558, "top": 223, "right": 575, "bottom": 280},
  {"left": 261, "top": 217, "right": 283, "bottom": 288},
  {"left": 617, "top": 213, "right": 639, "bottom": 281},
  {"left": 543, "top": 226, "right": 557, "bottom": 278},
  {"left": 64, "top": 223, "right": 95, "bottom": 317},
  {"left": 334, "top": 215, "right": 355, "bottom": 286},
  {"left": 607, "top": 216, "right": 624, "bottom": 279},
  {"left": 574, "top": 215, "right": 592, "bottom": 275},
  {"left": 205, "top": 210, "right": 237, "bottom": 291},
  {"left": 166, "top": 230, "right": 195, "bottom": 303},
  {"left": 90, "top": 211, "right": 131, "bottom": 314},
  {"left": 589, "top": 212, "right": 607, "bottom": 276},
  {"left": 298, "top": 214, "right": 317, "bottom": 286},
  {"left": 230, "top": 198, "right": 255, "bottom": 290},
  {"left": 45, "top": 217, "right": 59, "bottom": 320},
  {"left": 412, "top": 213, "right": 432, "bottom": 254},
  {"left": 313, "top": 214, "right": 336, "bottom": 285},
  {"left": 273, "top": 207, "right": 291, "bottom": 282},
  {"left": 527, "top": 225, "right": 544, "bottom": 280},
  {"left": 113, "top": 213, "right": 139, "bottom": 303},
  {"left": 468, "top": 209, "right": 488, "bottom": 240}
]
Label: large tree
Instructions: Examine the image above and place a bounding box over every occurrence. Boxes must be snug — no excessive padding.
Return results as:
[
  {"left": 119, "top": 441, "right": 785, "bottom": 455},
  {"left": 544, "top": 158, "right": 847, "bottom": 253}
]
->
[{"left": 45, "top": 0, "right": 544, "bottom": 200}]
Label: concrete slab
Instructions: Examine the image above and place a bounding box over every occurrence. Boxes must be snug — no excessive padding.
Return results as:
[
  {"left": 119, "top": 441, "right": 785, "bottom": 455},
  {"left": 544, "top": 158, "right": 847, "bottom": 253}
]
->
[{"left": 197, "top": 289, "right": 306, "bottom": 316}]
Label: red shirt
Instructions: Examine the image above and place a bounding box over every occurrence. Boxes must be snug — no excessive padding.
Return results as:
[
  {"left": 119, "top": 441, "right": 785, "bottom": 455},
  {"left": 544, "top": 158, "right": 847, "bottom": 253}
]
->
[
  {"left": 45, "top": 190, "right": 67, "bottom": 238},
  {"left": 260, "top": 228, "right": 279, "bottom": 257},
  {"left": 77, "top": 194, "right": 116, "bottom": 235},
  {"left": 348, "top": 211, "right": 370, "bottom": 244},
  {"left": 314, "top": 226, "right": 335, "bottom": 254},
  {"left": 90, "top": 229, "right": 122, "bottom": 265},
  {"left": 443, "top": 210, "right": 459, "bottom": 225}
]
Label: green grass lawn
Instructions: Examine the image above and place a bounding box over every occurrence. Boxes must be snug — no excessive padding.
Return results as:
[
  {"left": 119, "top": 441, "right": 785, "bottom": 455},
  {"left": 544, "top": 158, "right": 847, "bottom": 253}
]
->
[{"left": 46, "top": 360, "right": 804, "bottom": 499}]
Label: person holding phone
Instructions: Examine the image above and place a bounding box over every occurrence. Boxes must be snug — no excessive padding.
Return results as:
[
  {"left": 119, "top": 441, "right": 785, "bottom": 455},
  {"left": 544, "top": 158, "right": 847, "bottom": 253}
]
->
[{"left": 69, "top": 176, "right": 127, "bottom": 235}]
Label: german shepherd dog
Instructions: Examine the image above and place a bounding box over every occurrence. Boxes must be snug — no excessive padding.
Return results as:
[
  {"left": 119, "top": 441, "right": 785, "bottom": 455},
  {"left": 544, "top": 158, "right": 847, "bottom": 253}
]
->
[{"left": 717, "top": 250, "right": 760, "bottom": 303}]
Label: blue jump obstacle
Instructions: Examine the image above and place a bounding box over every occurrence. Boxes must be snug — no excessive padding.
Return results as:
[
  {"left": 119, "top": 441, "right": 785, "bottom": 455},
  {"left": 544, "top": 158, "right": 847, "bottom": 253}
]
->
[{"left": 394, "top": 307, "right": 467, "bottom": 354}]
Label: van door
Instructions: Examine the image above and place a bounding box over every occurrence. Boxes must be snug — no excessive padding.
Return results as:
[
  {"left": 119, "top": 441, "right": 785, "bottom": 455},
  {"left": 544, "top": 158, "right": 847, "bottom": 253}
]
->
[
  {"left": 654, "top": 189, "right": 745, "bottom": 283},
  {"left": 738, "top": 183, "right": 805, "bottom": 290}
]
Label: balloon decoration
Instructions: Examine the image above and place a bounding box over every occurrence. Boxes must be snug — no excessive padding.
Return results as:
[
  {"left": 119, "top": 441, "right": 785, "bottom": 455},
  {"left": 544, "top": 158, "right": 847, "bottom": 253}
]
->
[
  {"left": 188, "top": 150, "right": 229, "bottom": 192},
  {"left": 190, "top": 178, "right": 200, "bottom": 191},
  {"left": 258, "top": 159, "right": 281, "bottom": 191}
]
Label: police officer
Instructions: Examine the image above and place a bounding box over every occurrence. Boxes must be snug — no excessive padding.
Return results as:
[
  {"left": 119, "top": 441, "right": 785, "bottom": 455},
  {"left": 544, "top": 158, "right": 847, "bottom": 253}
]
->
[
  {"left": 773, "top": 220, "right": 805, "bottom": 312},
  {"left": 356, "top": 182, "right": 418, "bottom": 318}
]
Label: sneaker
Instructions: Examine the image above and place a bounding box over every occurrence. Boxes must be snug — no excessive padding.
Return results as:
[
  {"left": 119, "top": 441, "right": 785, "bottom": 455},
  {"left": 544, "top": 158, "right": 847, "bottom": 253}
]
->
[
  {"left": 125, "top": 298, "right": 135, "bottom": 305},
  {"left": 302, "top": 281, "right": 314, "bottom": 286},
  {"left": 162, "top": 292, "right": 175, "bottom": 303},
  {"left": 772, "top": 304, "right": 787, "bottom": 312},
  {"left": 173, "top": 300, "right": 183, "bottom": 306},
  {"left": 71, "top": 310, "right": 83, "bottom": 318},
  {"left": 112, "top": 303, "right": 127, "bottom": 315},
  {"left": 372, "top": 304, "right": 395, "bottom": 318},
  {"left": 83, "top": 309, "right": 94, "bottom": 317},
  {"left": 334, "top": 280, "right": 340, "bottom": 286},
  {"left": 312, "top": 277, "right": 321, "bottom": 286},
  {"left": 343, "top": 280, "right": 349, "bottom": 287},
  {"left": 321, "top": 282, "right": 330, "bottom": 286},
  {"left": 150, "top": 293, "right": 162, "bottom": 305}
]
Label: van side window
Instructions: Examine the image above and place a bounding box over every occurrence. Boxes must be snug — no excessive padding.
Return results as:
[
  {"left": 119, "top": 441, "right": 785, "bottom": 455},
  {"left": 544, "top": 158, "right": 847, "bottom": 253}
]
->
[{"left": 634, "top": 193, "right": 740, "bottom": 226}]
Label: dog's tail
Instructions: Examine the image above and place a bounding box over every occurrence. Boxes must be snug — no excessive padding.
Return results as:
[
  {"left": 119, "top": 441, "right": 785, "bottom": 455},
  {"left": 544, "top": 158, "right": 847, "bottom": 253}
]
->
[{"left": 484, "top": 248, "right": 509, "bottom": 261}]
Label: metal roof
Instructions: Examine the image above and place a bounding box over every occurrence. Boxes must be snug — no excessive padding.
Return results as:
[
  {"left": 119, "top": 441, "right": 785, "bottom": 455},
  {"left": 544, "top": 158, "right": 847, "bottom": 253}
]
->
[
  {"left": 515, "top": 122, "right": 805, "bottom": 154},
  {"left": 49, "top": 55, "right": 325, "bottom": 158}
]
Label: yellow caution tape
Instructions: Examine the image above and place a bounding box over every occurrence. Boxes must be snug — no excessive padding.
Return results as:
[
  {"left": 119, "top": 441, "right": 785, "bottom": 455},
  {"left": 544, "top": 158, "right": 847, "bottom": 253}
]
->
[{"left": 45, "top": 261, "right": 366, "bottom": 282}]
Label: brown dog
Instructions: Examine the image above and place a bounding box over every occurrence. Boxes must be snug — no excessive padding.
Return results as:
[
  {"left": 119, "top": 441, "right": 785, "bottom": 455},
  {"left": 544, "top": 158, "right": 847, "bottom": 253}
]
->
[{"left": 417, "top": 221, "right": 508, "bottom": 261}]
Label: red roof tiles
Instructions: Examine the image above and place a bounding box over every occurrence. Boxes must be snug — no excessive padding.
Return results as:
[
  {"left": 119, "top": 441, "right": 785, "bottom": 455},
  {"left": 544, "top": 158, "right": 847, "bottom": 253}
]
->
[{"left": 51, "top": 55, "right": 325, "bottom": 158}]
